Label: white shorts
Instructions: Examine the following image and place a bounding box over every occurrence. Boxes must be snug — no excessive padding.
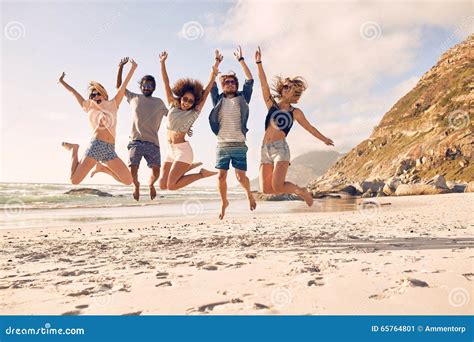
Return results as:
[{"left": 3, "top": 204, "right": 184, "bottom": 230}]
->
[{"left": 165, "top": 141, "right": 193, "bottom": 164}]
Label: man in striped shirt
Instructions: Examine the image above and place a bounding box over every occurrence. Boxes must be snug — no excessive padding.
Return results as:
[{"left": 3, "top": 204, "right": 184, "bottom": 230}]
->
[{"left": 209, "top": 46, "right": 256, "bottom": 219}]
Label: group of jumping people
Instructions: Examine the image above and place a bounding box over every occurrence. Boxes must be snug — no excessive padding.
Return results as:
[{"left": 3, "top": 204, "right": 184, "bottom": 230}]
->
[{"left": 59, "top": 46, "right": 334, "bottom": 219}]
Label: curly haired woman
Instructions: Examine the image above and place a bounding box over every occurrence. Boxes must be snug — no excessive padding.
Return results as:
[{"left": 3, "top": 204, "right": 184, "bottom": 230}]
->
[{"left": 158, "top": 50, "right": 222, "bottom": 190}]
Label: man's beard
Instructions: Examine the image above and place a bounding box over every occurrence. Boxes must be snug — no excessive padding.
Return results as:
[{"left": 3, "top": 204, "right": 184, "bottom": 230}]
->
[
  {"left": 224, "top": 89, "right": 236, "bottom": 96},
  {"left": 142, "top": 90, "right": 153, "bottom": 97}
]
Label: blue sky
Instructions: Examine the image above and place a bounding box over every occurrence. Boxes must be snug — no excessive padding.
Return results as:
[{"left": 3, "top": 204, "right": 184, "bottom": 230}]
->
[{"left": 1, "top": 0, "right": 472, "bottom": 186}]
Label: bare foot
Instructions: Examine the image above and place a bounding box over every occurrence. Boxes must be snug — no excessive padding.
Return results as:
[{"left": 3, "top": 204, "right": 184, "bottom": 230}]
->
[
  {"left": 219, "top": 199, "right": 229, "bottom": 220},
  {"left": 133, "top": 182, "right": 140, "bottom": 201},
  {"left": 90, "top": 163, "right": 107, "bottom": 178},
  {"left": 62, "top": 142, "right": 79, "bottom": 151},
  {"left": 296, "top": 187, "right": 314, "bottom": 207},
  {"left": 247, "top": 193, "right": 257, "bottom": 211},
  {"left": 187, "top": 162, "right": 203, "bottom": 172},
  {"left": 199, "top": 168, "right": 218, "bottom": 179},
  {"left": 149, "top": 184, "right": 156, "bottom": 200}
]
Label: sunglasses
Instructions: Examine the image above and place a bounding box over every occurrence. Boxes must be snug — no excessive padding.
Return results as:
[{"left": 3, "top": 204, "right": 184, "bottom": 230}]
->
[
  {"left": 90, "top": 92, "right": 101, "bottom": 99},
  {"left": 142, "top": 84, "right": 154, "bottom": 90},
  {"left": 224, "top": 79, "right": 236, "bottom": 85},
  {"left": 182, "top": 96, "right": 195, "bottom": 105},
  {"left": 282, "top": 84, "right": 292, "bottom": 91}
]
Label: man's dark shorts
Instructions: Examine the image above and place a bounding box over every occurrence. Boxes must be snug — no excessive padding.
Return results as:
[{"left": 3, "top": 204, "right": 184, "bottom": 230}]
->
[{"left": 127, "top": 140, "right": 161, "bottom": 168}]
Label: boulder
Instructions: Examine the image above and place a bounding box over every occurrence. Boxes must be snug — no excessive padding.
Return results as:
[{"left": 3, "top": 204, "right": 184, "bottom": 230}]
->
[
  {"left": 395, "top": 184, "right": 450, "bottom": 196},
  {"left": 253, "top": 192, "right": 302, "bottom": 201},
  {"left": 426, "top": 174, "right": 449, "bottom": 189},
  {"left": 354, "top": 181, "right": 385, "bottom": 194},
  {"left": 464, "top": 182, "right": 474, "bottom": 193},
  {"left": 64, "top": 188, "right": 114, "bottom": 197}
]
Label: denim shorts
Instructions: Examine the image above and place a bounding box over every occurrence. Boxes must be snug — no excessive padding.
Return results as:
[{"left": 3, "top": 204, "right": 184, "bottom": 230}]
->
[
  {"left": 215, "top": 142, "right": 248, "bottom": 171},
  {"left": 261, "top": 139, "right": 291, "bottom": 164},
  {"left": 84, "top": 138, "right": 118, "bottom": 162},
  {"left": 127, "top": 140, "right": 161, "bottom": 168}
]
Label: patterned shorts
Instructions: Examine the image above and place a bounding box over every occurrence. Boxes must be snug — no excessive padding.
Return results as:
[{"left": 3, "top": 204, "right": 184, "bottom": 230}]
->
[
  {"left": 127, "top": 140, "right": 161, "bottom": 168},
  {"left": 84, "top": 138, "right": 118, "bottom": 162}
]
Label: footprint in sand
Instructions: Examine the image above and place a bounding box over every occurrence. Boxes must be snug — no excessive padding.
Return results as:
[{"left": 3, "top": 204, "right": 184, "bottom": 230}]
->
[
  {"left": 369, "top": 277, "right": 430, "bottom": 300},
  {"left": 61, "top": 310, "right": 81, "bottom": 315},
  {"left": 75, "top": 304, "right": 89, "bottom": 309},
  {"left": 156, "top": 281, "right": 172, "bottom": 287},
  {"left": 122, "top": 311, "right": 142, "bottom": 316},
  {"left": 187, "top": 298, "right": 243, "bottom": 313}
]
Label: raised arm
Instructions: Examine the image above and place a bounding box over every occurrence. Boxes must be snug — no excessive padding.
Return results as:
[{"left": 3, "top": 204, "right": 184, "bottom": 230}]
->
[
  {"left": 114, "top": 58, "right": 137, "bottom": 107},
  {"left": 255, "top": 47, "right": 273, "bottom": 109},
  {"left": 195, "top": 50, "right": 223, "bottom": 112},
  {"left": 58, "top": 72, "right": 86, "bottom": 108},
  {"left": 234, "top": 45, "right": 253, "bottom": 80},
  {"left": 293, "top": 109, "right": 335, "bottom": 146},
  {"left": 159, "top": 51, "right": 174, "bottom": 106},
  {"left": 115, "top": 57, "right": 129, "bottom": 89}
]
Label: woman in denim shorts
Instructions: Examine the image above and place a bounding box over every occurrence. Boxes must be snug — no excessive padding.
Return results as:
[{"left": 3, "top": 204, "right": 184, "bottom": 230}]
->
[
  {"left": 255, "top": 47, "right": 335, "bottom": 206},
  {"left": 58, "top": 59, "right": 138, "bottom": 185}
]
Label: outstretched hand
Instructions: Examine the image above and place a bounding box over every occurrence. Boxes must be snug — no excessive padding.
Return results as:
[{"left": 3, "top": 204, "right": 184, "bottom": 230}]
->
[
  {"left": 159, "top": 51, "right": 168, "bottom": 63},
  {"left": 255, "top": 46, "right": 262, "bottom": 63},
  {"left": 323, "top": 137, "right": 335, "bottom": 146},
  {"left": 129, "top": 58, "right": 138, "bottom": 69},
  {"left": 58, "top": 72, "right": 65, "bottom": 83},
  {"left": 119, "top": 57, "right": 129, "bottom": 67},
  {"left": 215, "top": 49, "right": 223, "bottom": 64},
  {"left": 233, "top": 45, "right": 244, "bottom": 60}
]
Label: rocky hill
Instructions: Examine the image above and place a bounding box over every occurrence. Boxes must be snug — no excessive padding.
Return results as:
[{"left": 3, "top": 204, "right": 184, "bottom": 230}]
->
[{"left": 309, "top": 35, "right": 473, "bottom": 192}]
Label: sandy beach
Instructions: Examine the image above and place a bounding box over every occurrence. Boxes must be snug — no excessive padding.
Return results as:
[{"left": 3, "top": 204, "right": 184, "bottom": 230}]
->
[{"left": 0, "top": 193, "right": 472, "bottom": 315}]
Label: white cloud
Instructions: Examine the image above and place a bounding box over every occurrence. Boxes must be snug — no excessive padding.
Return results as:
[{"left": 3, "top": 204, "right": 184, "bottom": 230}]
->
[{"left": 206, "top": 0, "right": 472, "bottom": 158}]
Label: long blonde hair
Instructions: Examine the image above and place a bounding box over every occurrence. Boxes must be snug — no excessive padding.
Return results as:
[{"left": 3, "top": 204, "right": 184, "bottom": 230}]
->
[
  {"left": 87, "top": 81, "right": 109, "bottom": 100},
  {"left": 272, "top": 76, "right": 307, "bottom": 103}
]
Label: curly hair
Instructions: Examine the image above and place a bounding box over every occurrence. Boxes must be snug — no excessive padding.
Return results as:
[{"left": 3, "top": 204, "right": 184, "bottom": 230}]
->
[
  {"left": 171, "top": 78, "right": 204, "bottom": 109},
  {"left": 87, "top": 81, "right": 109, "bottom": 100},
  {"left": 272, "top": 76, "right": 307, "bottom": 103}
]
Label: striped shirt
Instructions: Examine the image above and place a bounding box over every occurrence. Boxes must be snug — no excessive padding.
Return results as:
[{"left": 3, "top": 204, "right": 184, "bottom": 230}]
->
[{"left": 217, "top": 96, "right": 245, "bottom": 143}]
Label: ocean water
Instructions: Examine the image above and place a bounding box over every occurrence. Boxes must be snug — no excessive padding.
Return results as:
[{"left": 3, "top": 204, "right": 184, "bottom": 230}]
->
[
  {"left": 0, "top": 182, "right": 243, "bottom": 210},
  {"left": 0, "top": 183, "right": 360, "bottom": 230}
]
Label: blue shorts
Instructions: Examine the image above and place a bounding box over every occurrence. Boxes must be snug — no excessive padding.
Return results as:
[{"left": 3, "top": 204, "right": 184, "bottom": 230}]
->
[
  {"left": 84, "top": 138, "right": 118, "bottom": 162},
  {"left": 215, "top": 142, "right": 248, "bottom": 171},
  {"left": 127, "top": 140, "right": 161, "bottom": 168}
]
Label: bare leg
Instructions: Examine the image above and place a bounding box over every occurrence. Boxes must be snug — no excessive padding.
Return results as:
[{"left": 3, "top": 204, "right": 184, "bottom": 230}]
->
[
  {"left": 91, "top": 162, "right": 123, "bottom": 183},
  {"left": 92, "top": 158, "right": 133, "bottom": 185},
  {"left": 167, "top": 162, "right": 217, "bottom": 191},
  {"left": 130, "top": 165, "right": 140, "bottom": 201},
  {"left": 158, "top": 162, "right": 172, "bottom": 190},
  {"left": 272, "top": 161, "right": 313, "bottom": 206},
  {"left": 149, "top": 166, "right": 160, "bottom": 200},
  {"left": 235, "top": 169, "right": 256, "bottom": 212},
  {"left": 259, "top": 163, "right": 276, "bottom": 194},
  {"left": 217, "top": 170, "right": 229, "bottom": 220},
  {"left": 187, "top": 162, "right": 202, "bottom": 172},
  {"left": 62, "top": 142, "right": 96, "bottom": 185}
]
